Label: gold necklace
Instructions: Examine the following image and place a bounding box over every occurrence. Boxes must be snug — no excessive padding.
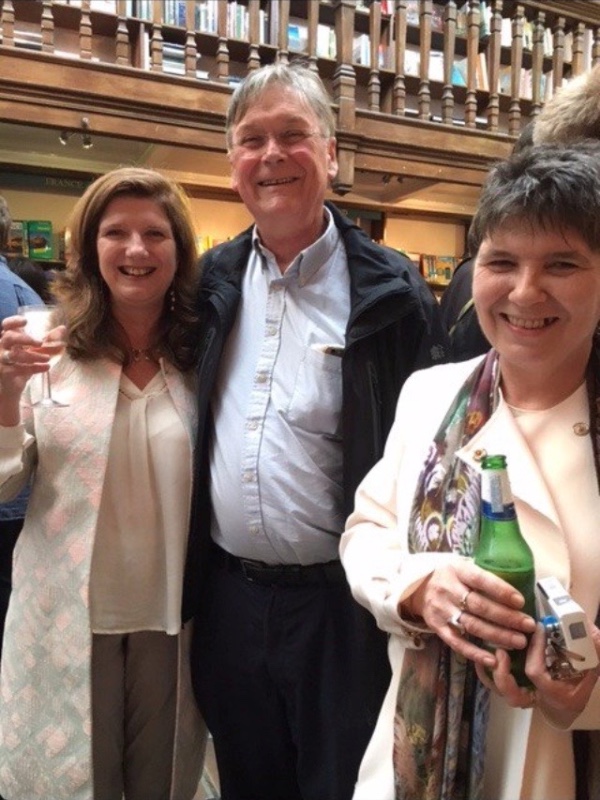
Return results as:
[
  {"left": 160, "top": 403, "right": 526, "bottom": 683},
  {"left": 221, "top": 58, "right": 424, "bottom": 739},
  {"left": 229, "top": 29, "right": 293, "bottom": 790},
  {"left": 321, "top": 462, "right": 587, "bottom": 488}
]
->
[{"left": 130, "top": 347, "right": 157, "bottom": 363}]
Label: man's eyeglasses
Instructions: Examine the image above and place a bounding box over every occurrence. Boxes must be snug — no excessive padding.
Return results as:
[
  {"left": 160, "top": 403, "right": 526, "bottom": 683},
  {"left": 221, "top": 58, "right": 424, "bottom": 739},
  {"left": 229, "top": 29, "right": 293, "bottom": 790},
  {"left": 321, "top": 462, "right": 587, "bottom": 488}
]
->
[{"left": 232, "top": 129, "right": 326, "bottom": 153}]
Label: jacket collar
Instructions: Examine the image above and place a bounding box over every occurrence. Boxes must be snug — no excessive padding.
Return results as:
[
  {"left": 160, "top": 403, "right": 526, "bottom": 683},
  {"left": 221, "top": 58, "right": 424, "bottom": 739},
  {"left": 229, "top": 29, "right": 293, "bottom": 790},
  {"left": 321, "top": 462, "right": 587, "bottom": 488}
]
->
[{"left": 457, "top": 399, "right": 561, "bottom": 528}]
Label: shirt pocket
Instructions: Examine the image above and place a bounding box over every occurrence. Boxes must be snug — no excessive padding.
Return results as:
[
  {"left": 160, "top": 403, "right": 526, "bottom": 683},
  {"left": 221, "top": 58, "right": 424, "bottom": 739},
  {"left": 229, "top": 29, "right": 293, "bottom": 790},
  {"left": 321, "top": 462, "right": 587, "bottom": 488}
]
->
[{"left": 284, "top": 345, "right": 343, "bottom": 437}]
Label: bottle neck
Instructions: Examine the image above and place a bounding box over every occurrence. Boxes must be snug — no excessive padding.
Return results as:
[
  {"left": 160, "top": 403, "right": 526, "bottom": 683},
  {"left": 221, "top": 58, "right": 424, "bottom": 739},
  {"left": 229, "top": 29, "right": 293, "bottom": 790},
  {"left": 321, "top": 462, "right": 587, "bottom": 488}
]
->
[{"left": 481, "top": 467, "right": 516, "bottom": 520}]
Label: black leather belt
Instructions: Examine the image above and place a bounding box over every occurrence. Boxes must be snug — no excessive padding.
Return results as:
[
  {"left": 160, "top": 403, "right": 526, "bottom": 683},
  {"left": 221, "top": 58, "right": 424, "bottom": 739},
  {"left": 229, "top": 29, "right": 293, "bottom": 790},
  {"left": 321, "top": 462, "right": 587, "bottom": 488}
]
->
[{"left": 211, "top": 544, "right": 346, "bottom": 587}]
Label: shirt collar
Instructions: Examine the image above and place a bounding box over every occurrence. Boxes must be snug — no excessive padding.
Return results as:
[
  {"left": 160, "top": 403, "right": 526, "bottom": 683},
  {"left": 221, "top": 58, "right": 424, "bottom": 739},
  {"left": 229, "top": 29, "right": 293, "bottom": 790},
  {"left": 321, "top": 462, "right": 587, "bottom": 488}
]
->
[{"left": 251, "top": 208, "right": 340, "bottom": 287}]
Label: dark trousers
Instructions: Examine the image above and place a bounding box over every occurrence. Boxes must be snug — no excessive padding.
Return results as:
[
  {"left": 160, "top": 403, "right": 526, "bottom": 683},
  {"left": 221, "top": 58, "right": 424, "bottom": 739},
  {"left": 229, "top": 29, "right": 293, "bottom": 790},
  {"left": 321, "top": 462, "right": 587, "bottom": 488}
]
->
[
  {"left": 191, "top": 555, "right": 391, "bottom": 800},
  {"left": 0, "top": 518, "right": 22, "bottom": 660},
  {"left": 0, "top": 519, "right": 21, "bottom": 800}
]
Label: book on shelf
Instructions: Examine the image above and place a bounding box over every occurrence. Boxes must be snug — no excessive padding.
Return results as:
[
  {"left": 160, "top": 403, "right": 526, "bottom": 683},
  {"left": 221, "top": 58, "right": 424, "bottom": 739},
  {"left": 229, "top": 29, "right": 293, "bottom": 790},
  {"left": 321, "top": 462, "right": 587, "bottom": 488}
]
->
[
  {"left": 421, "top": 255, "right": 458, "bottom": 287},
  {"left": 227, "top": 1, "right": 249, "bottom": 40},
  {"left": 163, "top": 0, "right": 188, "bottom": 27},
  {"left": 476, "top": 51, "right": 489, "bottom": 91},
  {"left": 317, "top": 24, "right": 336, "bottom": 59},
  {"left": 27, "top": 221, "right": 54, "bottom": 261},
  {"left": 452, "top": 57, "right": 467, "bottom": 87},
  {"left": 289, "top": 19, "right": 308, "bottom": 53},
  {"left": 7, "top": 221, "right": 27, "bottom": 257},
  {"left": 405, "top": 1, "right": 419, "bottom": 27},
  {"left": 196, "top": 1, "right": 218, "bottom": 34}
]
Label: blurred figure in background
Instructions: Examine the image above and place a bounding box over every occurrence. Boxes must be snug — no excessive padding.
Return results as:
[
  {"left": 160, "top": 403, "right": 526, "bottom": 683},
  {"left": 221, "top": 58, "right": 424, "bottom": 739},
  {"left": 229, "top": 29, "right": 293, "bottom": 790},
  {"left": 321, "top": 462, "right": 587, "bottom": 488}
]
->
[
  {"left": 8, "top": 257, "right": 53, "bottom": 304},
  {"left": 0, "top": 197, "right": 43, "bottom": 662}
]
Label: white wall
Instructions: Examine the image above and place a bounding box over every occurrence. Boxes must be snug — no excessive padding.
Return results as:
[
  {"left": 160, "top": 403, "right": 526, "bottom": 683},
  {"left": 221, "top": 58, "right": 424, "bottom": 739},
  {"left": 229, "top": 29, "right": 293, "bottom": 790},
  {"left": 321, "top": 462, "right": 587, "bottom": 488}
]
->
[{"left": 385, "top": 215, "right": 466, "bottom": 257}]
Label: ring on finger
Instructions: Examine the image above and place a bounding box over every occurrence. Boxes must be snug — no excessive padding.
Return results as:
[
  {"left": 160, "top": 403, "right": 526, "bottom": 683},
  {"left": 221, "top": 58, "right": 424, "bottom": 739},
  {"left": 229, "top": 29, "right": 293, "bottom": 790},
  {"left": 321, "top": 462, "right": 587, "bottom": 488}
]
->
[
  {"left": 448, "top": 609, "right": 466, "bottom": 636},
  {"left": 459, "top": 589, "right": 473, "bottom": 612},
  {"left": 524, "top": 689, "right": 537, "bottom": 708},
  {"left": 1, "top": 350, "right": 13, "bottom": 366}
]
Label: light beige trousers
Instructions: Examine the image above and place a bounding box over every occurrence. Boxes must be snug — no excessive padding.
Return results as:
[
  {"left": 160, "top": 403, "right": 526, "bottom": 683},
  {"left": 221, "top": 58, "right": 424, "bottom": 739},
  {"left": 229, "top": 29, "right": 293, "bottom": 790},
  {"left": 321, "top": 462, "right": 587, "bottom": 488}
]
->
[{"left": 91, "top": 630, "right": 179, "bottom": 800}]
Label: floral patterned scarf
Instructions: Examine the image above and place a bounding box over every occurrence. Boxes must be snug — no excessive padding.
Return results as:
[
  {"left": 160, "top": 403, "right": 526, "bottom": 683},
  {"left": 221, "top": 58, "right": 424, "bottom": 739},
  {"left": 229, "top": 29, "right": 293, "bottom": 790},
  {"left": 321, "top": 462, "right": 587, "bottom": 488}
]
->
[
  {"left": 393, "top": 341, "right": 600, "bottom": 800},
  {"left": 393, "top": 349, "right": 498, "bottom": 800}
]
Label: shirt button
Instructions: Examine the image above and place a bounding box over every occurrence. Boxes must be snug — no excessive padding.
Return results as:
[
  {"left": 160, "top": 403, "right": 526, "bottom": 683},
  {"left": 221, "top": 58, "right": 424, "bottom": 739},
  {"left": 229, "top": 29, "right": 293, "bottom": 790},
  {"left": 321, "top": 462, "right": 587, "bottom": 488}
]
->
[
  {"left": 256, "top": 373, "right": 268, "bottom": 384},
  {"left": 247, "top": 419, "right": 259, "bottom": 430},
  {"left": 249, "top": 525, "right": 260, "bottom": 536},
  {"left": 243, "top": 471, "right": 255, "bottom": 483},
  {"left": 266, "top": 326, "right": 277, "bottom": 337}
]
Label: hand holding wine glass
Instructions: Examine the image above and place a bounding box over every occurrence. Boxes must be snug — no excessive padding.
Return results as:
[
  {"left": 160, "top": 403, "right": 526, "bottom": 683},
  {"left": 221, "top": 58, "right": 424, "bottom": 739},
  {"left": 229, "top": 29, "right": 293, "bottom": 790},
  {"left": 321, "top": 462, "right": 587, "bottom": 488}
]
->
[{"left": 15, "top": 304, "right": 68, "bottom": 408}]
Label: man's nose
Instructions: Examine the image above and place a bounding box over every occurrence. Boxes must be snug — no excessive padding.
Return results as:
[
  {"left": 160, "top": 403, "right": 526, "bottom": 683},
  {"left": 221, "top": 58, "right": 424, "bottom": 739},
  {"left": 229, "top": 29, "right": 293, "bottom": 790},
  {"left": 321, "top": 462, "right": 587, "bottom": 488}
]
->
[{"left": 262, "top": 134, "right": 285, "bottom": 158}]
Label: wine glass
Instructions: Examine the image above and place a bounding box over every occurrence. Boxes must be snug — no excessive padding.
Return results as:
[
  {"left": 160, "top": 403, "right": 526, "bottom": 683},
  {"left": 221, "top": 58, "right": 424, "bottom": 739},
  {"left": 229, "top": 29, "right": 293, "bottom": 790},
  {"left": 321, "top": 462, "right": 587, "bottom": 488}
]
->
[{"left": 17, "top": 304, "right": 68, "bottom": 408}]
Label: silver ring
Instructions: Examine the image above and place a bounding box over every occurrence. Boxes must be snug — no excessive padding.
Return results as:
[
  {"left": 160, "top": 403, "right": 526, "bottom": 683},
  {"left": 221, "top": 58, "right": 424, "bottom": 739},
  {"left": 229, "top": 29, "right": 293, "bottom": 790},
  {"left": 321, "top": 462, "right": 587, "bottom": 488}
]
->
[
  {"left": 448, "top": 609, "right": 466, "bottom": 635},
  {"left": 1, "top": 350, "right": 13, "bottom": 366},
  {"left": 460, "top": 589, "right": 472, "bottom": 612}
]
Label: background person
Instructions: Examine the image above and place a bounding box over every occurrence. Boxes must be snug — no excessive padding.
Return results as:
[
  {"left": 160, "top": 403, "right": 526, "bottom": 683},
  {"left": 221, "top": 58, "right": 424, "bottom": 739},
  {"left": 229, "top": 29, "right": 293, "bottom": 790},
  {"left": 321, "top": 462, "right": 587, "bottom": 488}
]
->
[
  {"left": 0, "top": 198, "right": 43, "bottom": 664},
  {"left": 341, "top": 142, "right": 600, "bottom": 800},
  {"left": 8, "top": 256, "right": 54, "bottom": 304},
  {"left": 185, "top": 61, "right": 449, "bottom": 800},
  {"left": 0, "top": 168, "right": 205, "bottom": 799}
]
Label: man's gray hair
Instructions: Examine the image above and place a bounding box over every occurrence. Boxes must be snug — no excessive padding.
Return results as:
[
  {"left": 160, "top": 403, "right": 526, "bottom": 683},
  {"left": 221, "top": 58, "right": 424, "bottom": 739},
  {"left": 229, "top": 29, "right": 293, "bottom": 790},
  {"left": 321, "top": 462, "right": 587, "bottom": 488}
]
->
[{"left": 226, "top": 62, "right": 337, "bottom": 149}]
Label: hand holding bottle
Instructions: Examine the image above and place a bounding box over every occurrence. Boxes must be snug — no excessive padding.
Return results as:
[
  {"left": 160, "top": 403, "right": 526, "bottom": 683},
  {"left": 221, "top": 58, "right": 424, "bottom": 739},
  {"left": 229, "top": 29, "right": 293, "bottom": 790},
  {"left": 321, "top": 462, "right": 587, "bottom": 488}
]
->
[{"left": 405, "top": 559, "right": 537, "bottom": 673}]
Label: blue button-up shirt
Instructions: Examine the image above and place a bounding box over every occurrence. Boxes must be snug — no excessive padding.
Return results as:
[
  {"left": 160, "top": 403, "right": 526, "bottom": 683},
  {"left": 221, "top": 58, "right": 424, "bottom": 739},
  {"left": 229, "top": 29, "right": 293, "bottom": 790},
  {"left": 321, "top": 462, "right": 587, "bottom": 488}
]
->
[{"left": 210, "top": 210, "right": 351, "bottom": 564}]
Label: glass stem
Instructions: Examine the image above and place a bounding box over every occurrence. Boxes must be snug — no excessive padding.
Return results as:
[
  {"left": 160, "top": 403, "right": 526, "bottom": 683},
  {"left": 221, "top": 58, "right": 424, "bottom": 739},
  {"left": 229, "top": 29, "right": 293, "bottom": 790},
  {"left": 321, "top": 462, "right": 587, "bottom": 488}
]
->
[{"left": 41, "top": 371, "right": 53, "bottom": 403}]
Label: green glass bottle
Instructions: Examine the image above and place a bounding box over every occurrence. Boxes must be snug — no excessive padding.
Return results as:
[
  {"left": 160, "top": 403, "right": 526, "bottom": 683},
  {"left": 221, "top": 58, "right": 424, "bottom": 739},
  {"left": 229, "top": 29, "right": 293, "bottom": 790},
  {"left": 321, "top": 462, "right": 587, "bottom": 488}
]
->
[{"left": 474, "top": 454, "right": 537, "bottom": 688}]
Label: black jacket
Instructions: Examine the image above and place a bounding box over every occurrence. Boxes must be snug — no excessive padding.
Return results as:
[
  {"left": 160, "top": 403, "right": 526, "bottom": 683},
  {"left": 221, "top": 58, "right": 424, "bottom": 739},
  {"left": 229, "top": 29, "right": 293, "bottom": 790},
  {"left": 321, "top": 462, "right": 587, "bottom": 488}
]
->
[
  {"left": 440, "top": 256, "right": 491, "bottom": 361},
  {"left": 182, "top": 203, "right": 449, "bottom": 619}
]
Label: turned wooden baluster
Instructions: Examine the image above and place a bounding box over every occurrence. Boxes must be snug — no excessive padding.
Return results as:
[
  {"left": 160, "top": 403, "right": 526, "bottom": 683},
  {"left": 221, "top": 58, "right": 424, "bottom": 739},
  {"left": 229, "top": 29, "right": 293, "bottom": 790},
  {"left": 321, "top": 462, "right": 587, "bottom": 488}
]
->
[
  {"left": 530, "top": 9, "right": 545, "bottom": 119},
  {"left": 571, "top": 21, "right": 585, "bottom": 77},
  {"left": 332, "top": 0, "right": 357, "bottom": 195},
  {"left": 441, "top": 0, "right": 456, "bottom": 126},
  {"left": 485, "top": 0, "right": 502, "bottom": 132},
  {"left": 464, "top": 0, "right": 479, "bottom": 129},
  {"left": 181, "top": 1, "right": 198, "bottom": 78},
  {"left": 551, "top": 15, "right": 566, "bottom": 94},
  {"left": 79, "top": 0, "right": 92, "bottom": 60},
  {"left": 392, "top": 0, "right": 408, "bottom": 116},
  {"left": 368, "top": 0, "right": 382, "bottom": 112},
  {"left": 274, "top": 0, "right": 290, "bottom": 65},
  {"left": 41, "top": 0, "right": 54, "bottom": 53},
  {"left": 115, "top": 0, "right": 129, "bottom": 66},
  {"left": 305, "top": 0, "right": 319, "bottom": 73},
  {"left": 508, "top": 4, "right": 524, "bottom": 136},
  {"left": 418, "top": 0, "right": 432, "bottom": 120},
  {"left": 247, "top": 0, "right": 261, "bottom": 72},
  {"left": 593, "top": 26, "right": 600, "bottom": 66},
  {"left": 0, "top": 0, "right": 15, "bottom": 47},
  {"left": 215, "top": 0, "right": 229, "bottom": 82}
]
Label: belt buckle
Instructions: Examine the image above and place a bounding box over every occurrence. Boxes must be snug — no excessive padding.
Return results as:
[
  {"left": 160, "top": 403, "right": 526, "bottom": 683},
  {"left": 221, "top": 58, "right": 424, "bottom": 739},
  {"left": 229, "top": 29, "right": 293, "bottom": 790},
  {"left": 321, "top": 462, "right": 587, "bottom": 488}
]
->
[{"left": 238, "top": 557, "right": 262, "bottom": 583}]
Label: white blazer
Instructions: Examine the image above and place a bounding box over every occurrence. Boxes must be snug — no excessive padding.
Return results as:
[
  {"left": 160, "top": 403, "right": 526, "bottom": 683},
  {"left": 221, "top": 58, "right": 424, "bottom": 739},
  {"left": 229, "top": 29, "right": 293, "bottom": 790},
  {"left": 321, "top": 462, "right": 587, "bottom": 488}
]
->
[{"left": 341, "top": 357, "right": 600, "bottom": 800}]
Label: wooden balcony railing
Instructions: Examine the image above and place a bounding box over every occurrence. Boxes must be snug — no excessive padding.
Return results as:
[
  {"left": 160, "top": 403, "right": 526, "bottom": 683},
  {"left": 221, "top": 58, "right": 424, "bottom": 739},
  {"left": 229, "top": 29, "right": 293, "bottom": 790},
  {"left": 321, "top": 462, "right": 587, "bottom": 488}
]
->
[
  {"left": 2, "top": 0, "right": 600, "bottom": 196},
  {"left": 2, "top": 0, "right": 600, "bottom": 132}
]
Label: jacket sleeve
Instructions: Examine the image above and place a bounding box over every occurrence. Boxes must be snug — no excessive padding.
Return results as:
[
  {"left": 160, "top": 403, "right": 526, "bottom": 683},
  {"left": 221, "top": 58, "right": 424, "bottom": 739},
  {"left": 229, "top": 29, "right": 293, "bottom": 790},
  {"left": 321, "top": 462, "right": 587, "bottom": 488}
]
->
[
  {"left": 340, "top": 370, "right": 459, "bottom": 642},
  {"left": 406, "top": 266, "right": 451, "bottom": 370},
  {"left": 0, "top": 423, "right": 37, "bottom": 502}
]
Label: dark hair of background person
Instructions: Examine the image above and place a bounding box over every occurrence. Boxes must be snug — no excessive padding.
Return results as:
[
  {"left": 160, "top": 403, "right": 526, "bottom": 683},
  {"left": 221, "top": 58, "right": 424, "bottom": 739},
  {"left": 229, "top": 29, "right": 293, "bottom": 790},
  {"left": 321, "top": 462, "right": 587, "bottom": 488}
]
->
[
  {"left": 0, "top": 196, "right": 11, "bottom": 252},
  {"left": 7, "top": 258, "right": 53, "bottom": 304},
  {"left": 52, "top": 167, "right": 201, "bottom": 371}
]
